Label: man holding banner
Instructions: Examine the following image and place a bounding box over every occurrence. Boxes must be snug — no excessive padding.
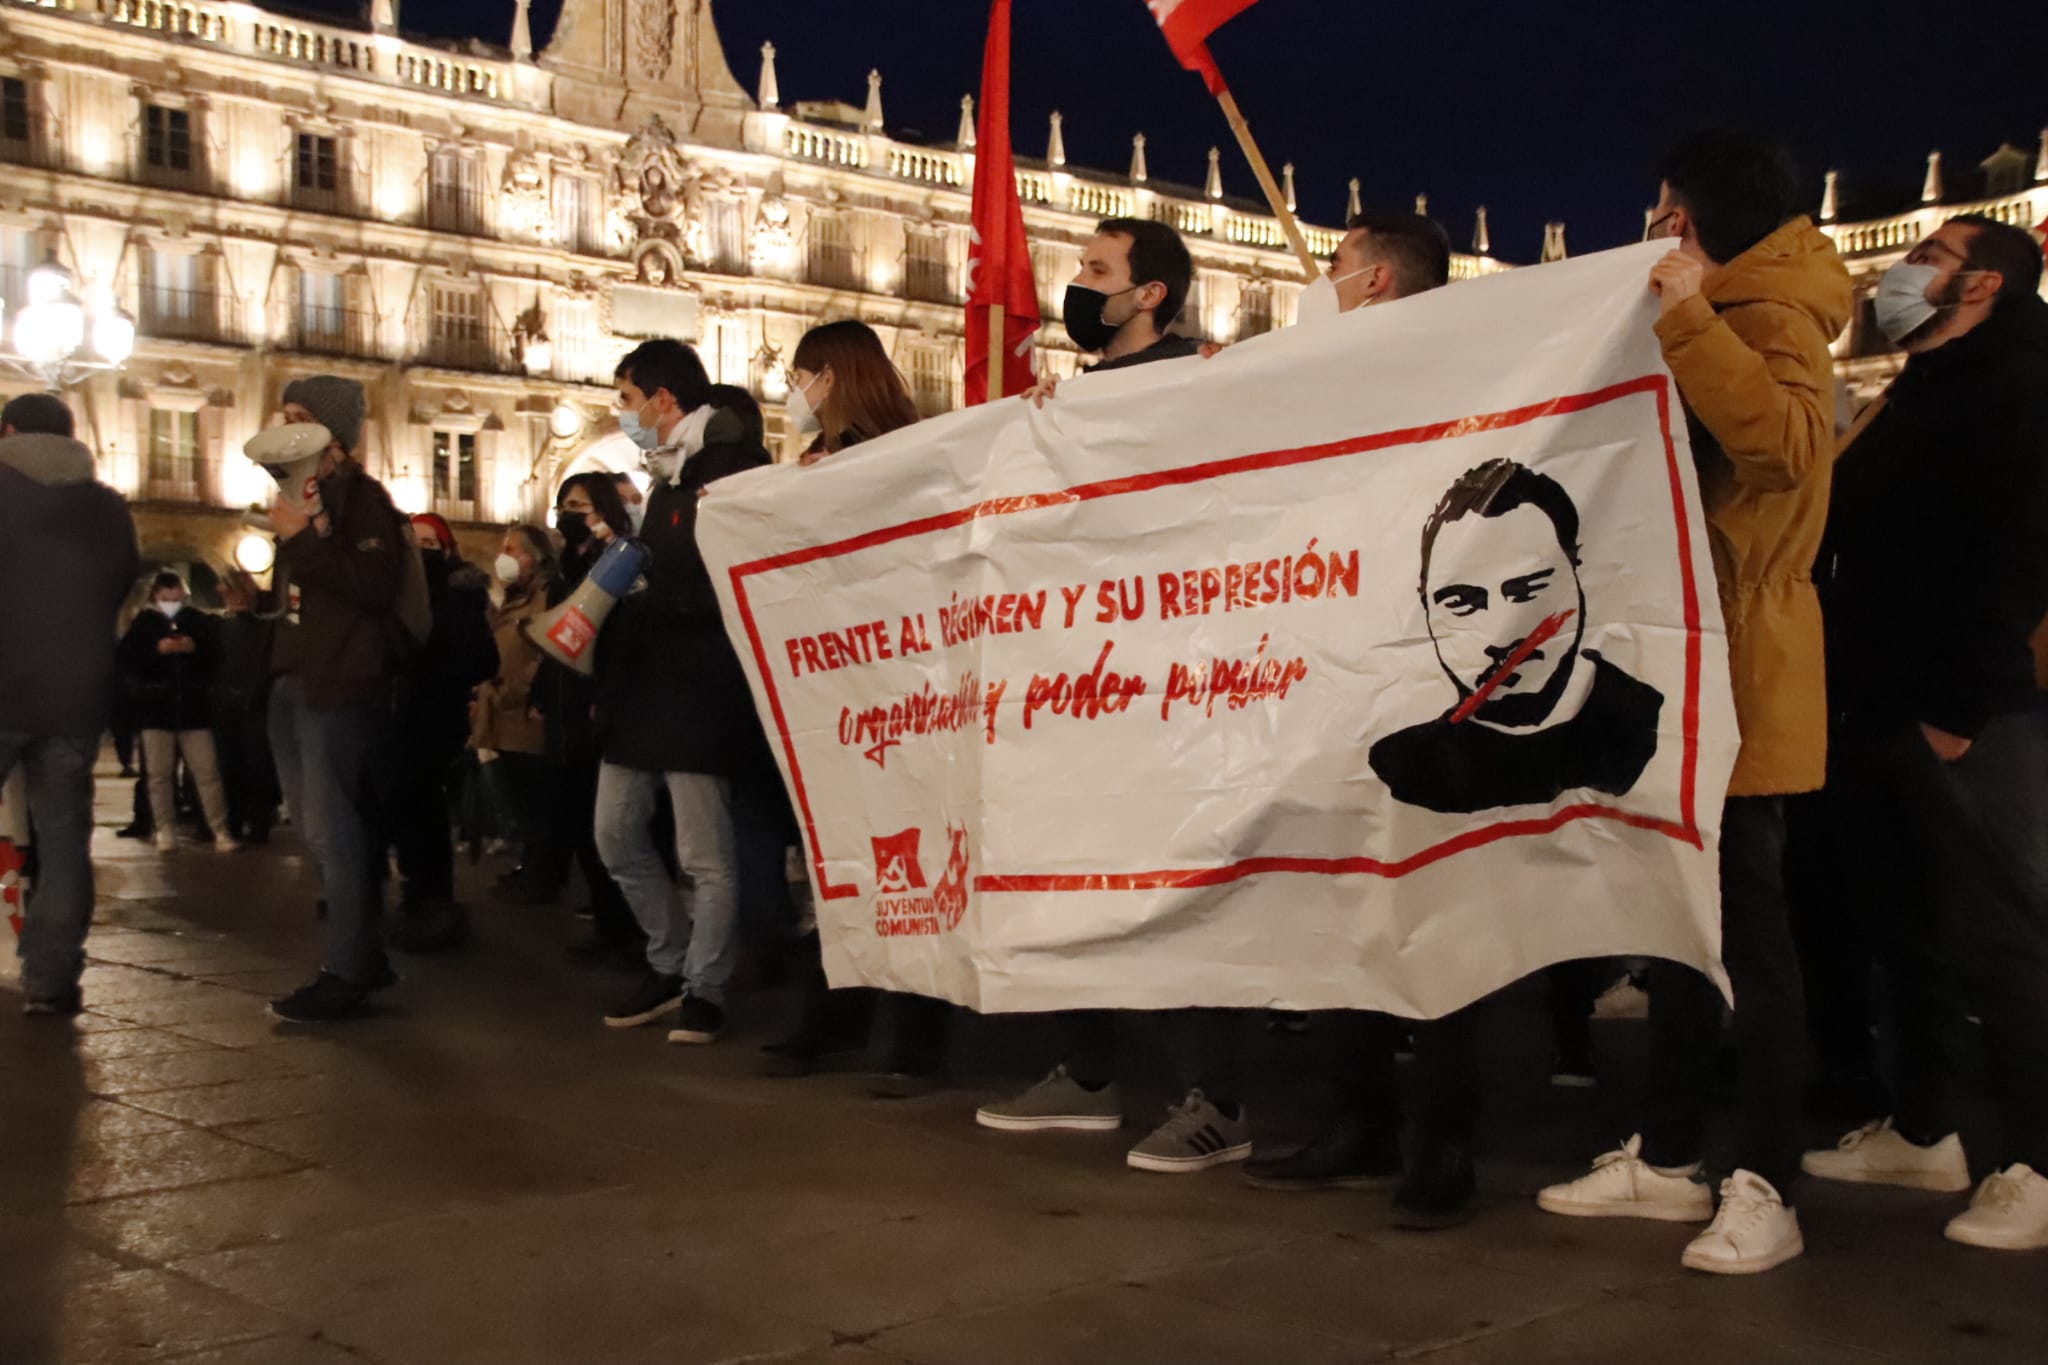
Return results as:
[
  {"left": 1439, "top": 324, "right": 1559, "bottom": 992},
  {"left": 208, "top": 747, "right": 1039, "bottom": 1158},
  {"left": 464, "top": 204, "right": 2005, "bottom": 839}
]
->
[{"left": 1537, "top": 131, "right": 1851, "bottom": 1275}]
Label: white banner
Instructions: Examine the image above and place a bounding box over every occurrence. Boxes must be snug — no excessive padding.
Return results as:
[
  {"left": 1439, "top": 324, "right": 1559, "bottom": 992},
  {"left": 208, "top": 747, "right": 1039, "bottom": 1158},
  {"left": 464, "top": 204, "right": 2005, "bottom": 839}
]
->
[{"left": 700, "top": 243, "right": 1736, "bottom": 1017}]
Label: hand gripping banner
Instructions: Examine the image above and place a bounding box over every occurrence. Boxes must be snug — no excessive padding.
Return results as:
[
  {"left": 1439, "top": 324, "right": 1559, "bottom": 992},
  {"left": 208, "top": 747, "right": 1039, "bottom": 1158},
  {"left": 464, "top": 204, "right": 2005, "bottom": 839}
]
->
[{"left": 700, "top": 244, "right": 1738, "bottom": 1017}]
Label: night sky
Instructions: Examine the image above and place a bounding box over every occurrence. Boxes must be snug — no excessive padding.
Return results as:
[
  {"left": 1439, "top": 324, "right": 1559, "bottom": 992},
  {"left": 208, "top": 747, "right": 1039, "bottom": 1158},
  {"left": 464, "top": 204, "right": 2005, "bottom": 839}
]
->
[{"left": 360, "top": 0, "right": 2036, "bottom": 263}]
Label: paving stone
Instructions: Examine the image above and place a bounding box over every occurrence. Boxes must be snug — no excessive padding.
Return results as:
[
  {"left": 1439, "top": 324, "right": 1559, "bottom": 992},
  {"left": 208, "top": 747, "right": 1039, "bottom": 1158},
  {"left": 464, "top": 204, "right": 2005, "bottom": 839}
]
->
[
  {"left": 1138, "top": 1229, "right": 1600, "bottom": 1353},
  {"left": 878, "top": 1282, "right": 1370, "bottom": 1365},
  {"left": 93, "top": 988, "right": 282, "bottom": 1029},
  {"left": 0, "top": 1267, "right": 296, "bottom": 1365},
  {"left": 72, "top": 1025, "right": 223, "bottom": 1062},
  {"left": 1416, "top": 1295, "right": 1921, "bottom": 1365},
  {"left": 60, "top": 1128, "right": 305, "bottom": 1206},
  {"left": 68, "top": 1169, "right": 417, "bottom": 1263},
  {"left": 84, "top": 1045, "right": 300, "bottom": 1096}
]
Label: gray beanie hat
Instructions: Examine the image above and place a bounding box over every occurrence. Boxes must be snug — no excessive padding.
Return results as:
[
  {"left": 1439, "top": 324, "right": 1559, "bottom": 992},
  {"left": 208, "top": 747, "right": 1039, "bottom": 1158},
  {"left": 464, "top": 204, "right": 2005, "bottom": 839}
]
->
[{"left": 281, "top": 375, "right": 367, "bottom": 457}]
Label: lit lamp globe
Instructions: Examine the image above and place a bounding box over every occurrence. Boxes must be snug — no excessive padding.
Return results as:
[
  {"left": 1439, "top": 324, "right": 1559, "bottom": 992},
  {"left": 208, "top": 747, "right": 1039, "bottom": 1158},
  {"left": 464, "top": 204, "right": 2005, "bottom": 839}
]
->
[
  {"left": 233, "top": 530, "right": 276, "bottom": 575},
  {"left": 521, "top": 335, "right": 553, "bottom": 376},
  {"left": 92, "top": 307, "right": 136, "bottom": 366},
  {"left": 14, "top": 293, "right": 84, "bottom": 368}
]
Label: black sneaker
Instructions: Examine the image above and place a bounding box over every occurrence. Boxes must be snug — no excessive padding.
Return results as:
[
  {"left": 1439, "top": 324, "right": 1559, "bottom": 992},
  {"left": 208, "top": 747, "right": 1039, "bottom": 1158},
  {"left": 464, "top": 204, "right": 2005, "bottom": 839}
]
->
[
  {"left": 389, "top": 902, "right": 471, "bottom": 953},
  {"left": 268, "top": 972, "right": 372, "bottom": 1024},
  {"left": 1242, "top": 1117, "right": 1404, "bottom": 1190},
  {"left": 22, "top": 987, "right": 84, "bottom": 1018},
  {"left": 866, "top": 1068, "right": 947, "bottom": 1099},
  {"left": 604, "top": 972, "right": 684, "bottom": 1029},
  {"left": 665, "top": 995, "right": 724, "bottom": 1045},
  {"left": 1392, "top": 1137, "right": 1476, "bottom": 1231}
]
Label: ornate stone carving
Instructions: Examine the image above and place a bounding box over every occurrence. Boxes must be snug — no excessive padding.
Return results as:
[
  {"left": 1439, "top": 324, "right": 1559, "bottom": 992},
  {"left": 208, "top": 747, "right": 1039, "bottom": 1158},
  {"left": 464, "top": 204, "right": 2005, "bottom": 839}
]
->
[
  {"left": 611, "top": 116, "right": 705, "bottom": 272},
  {"left": 629, "top": 0, "right": 674, "bottom": 82},
  {"left": 500, "top": 151, "right": 554, "bottom": 244},
  {"left": 750, "top": 194, "right": 792, "bottom": 267}
]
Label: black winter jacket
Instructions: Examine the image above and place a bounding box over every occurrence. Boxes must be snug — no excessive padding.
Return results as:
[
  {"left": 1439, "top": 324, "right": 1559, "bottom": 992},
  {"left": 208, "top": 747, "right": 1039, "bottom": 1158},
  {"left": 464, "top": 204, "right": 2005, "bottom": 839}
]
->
[
  {"left": 534, "top": 539, "right": 604, "bottom": 766},
  {"left": 595, "top": 436, "right": 770, "bottom": 774},
  {"left": 0, "top": 433, "right": 139, "bottom": 739},
  {"left": 118, "top": 606, "right": 221, "bottom": 731},
  {"left": 271, "top": 463, "right": 408, "bottom": 710},
  {"left": 1821, "top": 293, "right": 2048, "bottom": 738}
]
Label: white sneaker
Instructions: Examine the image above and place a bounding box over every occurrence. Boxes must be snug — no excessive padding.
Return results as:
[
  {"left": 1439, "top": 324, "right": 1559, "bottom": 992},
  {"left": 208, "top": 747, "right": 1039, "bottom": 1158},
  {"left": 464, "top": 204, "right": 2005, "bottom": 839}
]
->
[
  {"left": 1681, "top": 1170, "right": 1804, "bottom": 1274},
  {"left": 213, "top": 835, "right": 243, "bottom": 854},
  {"left": 1945, "top": 1165, "right": 2048, "bottom": 1251},
  {"left": 1801, "top": 1118, "right": 1971, "bottom": 1193},
  {"left": 1537, "top": 1134, "right": 1713, "bottom": 1222},
  {"left": 153, "top": 833, "right": 177, "bottom": 853}
]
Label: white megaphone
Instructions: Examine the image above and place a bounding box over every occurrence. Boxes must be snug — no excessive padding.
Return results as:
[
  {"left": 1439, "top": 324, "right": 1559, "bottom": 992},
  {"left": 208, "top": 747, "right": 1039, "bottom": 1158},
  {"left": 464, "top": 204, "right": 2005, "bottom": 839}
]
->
[
  {"left": 524, "top": 537, "right": 652, "bottom": 676},
  {"left": 244, "top": 422, "right": 333, "bottom": 518}
]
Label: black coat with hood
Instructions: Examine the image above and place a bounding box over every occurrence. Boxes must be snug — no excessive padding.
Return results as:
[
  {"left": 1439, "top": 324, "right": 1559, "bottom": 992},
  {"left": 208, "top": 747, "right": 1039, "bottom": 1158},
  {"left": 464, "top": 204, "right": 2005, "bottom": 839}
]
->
[
  {"left": 534, "top": 537, "right": 605, "bottom": 766},
  {"left": 270, "top": 461, "right": 408, "bottom": 710},
  {"left": 0, "top": 431, "right": 139, "bottom": 739},
  {"left": 1821, "top": 292, "right": 2048, "bottom": 738},
  {"left": 118, "top": 604, "right": 222, "bottom": 731},
  {"left": 594, "top": 418, "right": 771, "bottom": 775}
]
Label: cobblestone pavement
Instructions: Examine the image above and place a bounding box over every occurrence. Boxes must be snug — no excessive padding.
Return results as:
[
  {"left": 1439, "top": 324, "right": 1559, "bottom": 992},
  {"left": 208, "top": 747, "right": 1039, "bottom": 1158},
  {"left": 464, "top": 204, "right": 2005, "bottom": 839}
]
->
[{"left": 2, "top": 766, "right": 2043, "bottom": 1365}]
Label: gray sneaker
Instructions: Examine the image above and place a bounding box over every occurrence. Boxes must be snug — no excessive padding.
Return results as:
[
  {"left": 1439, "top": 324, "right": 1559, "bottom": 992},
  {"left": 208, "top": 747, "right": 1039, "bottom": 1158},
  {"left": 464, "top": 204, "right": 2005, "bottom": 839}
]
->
[
  {"left": 975, "top": 1065, "right": 1123, "bottom": 1132},
  {"left": 1127, "top": 1090, "right": 1252, "bottom": 1173}
]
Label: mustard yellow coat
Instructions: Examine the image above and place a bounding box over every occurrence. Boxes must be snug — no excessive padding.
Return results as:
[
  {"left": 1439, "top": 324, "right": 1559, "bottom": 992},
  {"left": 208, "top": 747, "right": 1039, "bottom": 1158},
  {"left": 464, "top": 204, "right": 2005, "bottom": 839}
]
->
[{"left": 1654, "top": 218, "right": 1852, "bottom": 797}]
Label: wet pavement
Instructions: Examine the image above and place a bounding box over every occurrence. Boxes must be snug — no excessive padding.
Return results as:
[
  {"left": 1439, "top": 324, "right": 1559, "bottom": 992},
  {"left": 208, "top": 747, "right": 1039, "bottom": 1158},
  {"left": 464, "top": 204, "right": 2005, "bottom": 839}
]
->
[{"left": 2, "top": 764, "right": 2044, "bottom": 1364}]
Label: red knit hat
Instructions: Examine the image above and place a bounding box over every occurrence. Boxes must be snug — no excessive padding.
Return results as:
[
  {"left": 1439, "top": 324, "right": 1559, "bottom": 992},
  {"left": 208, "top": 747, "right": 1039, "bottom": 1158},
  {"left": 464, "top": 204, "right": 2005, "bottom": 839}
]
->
[{"left": 410, "top": 513, "right": 455, "bottom": 551}]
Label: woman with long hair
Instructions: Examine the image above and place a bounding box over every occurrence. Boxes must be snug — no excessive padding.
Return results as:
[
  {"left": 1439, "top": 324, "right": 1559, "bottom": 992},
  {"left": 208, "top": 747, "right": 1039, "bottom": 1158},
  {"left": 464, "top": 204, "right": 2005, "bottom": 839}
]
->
[
  {"left": 786, "top": 319, "right": 921, "bottom": 465},
  {"left": 764, "top": 320, "right": 951, "bottom": 1093},
  {"left": 520, "top": 472, "right": 644, "bottom": 968}
]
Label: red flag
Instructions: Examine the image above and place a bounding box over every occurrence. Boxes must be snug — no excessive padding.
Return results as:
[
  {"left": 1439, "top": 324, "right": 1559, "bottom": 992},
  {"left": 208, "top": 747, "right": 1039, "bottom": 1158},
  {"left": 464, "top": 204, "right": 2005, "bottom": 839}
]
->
[
  {"left": 2036, "top": 215, "right": 2047, "bottom": 262},
  {"left": 965, "top": 0, "right": 1040, "bottom": 405},
  {"left": 1146, "top": 0, "right": 1260, "bottom": 95}
]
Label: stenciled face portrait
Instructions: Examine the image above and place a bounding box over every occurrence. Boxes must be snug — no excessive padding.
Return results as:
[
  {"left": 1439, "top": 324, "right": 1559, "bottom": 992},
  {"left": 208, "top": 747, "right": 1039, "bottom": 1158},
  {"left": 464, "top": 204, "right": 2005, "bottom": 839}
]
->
[{"left": 1423, "top": 502, "right": 1585, "bottom": 729}]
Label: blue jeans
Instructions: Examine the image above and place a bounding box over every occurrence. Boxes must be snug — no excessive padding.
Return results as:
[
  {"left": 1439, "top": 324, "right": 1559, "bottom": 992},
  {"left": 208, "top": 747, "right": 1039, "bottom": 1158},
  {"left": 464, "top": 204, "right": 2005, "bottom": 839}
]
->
[
  {"left": 269, "top": 676, "right": 389, "bottom": 986},
  {"left": 0, "top": 732, "right": 98, "bottom": 998},
  {"left": 593, "top": 763, "right": 738, "bottom": 1004}
]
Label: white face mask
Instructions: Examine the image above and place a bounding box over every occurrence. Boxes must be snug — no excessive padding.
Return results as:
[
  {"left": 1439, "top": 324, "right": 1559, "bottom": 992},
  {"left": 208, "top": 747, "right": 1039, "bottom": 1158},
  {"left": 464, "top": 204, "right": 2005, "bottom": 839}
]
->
[
  {"left": 494, "top": 553, "right": 523, "bottom": 585},
  {"left": 1874, "top": 262, "right": 1942, "bottom": 344},
  {"left": 786, "top": 375, "right": 824, "bottom": 437},
  {"left": 1298, "top": 266, "right": 1377, "bottom": 324},
  {"left": 157, "top": 599, "right": 184, "bottom": 619},
  {"left": 617, "top": 400, "right": 662, "bottom": 452}
]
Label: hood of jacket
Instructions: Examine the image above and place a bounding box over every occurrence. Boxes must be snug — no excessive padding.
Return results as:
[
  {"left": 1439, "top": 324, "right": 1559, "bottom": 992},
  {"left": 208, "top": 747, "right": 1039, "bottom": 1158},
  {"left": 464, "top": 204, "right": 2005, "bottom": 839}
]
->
[
  {"left": 1906, "top": 290, "right": 2048, "bottom": 379},
  {"left": 1702, "top": 216, "right": 1852, "bottom": 343},
  {"left": 0, "top": 432, "right": 96, "bottom": 487}
]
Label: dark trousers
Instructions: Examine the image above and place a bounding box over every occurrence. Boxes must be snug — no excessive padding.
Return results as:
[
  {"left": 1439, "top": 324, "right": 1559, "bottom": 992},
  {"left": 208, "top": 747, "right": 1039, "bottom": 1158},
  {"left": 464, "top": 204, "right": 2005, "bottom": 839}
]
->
[
  {"left": 1831, "top": 713, "right": 2048, "bottom": 1172},
  {"left": 1327, "top": 1005, "right": 1481, "bottom": 1143},
  {"left": 1642, "top": 796, "right": 1808, "bottom": 1196},
  {"left": 385, "top": 713, "right": 464, "bottom": 903},
  {"left": 1063, "top": 1008, "right": 1242, "bottom": 1110},
  {"left": 526, "top": 757, "right": 637, "bottom": 945},
  {"left": 213, "top": 689, "right": 279, "bottom": 839}
]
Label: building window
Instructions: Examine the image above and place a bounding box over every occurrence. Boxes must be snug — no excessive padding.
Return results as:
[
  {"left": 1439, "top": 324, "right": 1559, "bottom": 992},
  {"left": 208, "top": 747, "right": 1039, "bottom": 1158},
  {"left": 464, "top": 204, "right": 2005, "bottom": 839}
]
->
[
  {"left": 147, "top": 409, "right": 200, "bottom": 498},
  {"left": 295, "top": 270, "right": 350, "bottom": 354},
  {"left": 142, "top": 104, "right": 194, "bottom": 183},
  {"left": 707, "top": 198, "right": 747, "bottom": 276},
  {"left": 431, "top": 429, "right": 477, "bottom": 516},
  {"left": 553, "top": 173, "right": 598, "bottom": 255},
  {"left": 427, "top": 282, "right": 491, "bottom": 369},
  {"left": 0, "top": 227, "right": 36, "bottom": 311},
  {"left": 806, "top": 212, "right": 857, "bottom": 291},
  {"left": 1, "top": 77, "right": 30, "bottom": 149},
  {"left": 139, "top": 250, "right": 216, "bottom": 340},
  {"left": 428, "top": 150, "right": 485, "bottom": 235},
  {"left": 292, "top": 132, "right": 343, "bottom": 211},
  {"left": 908, "top": 346, "right": 950, "bottom": 418},
  {"left": 1032, "top": 244, "right": 1064, "bottom": 319},
  {"left": 905, "top": 231, "right": 952, "bottom": 304}
]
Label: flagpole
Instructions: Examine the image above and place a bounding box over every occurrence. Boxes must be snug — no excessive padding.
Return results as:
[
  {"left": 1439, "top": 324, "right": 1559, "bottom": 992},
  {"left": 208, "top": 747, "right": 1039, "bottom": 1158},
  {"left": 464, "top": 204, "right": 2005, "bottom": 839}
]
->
[
  {"left": 1214, "top": 85, "right": 1320, "bottom": 283},
  {"left": 988, "top": 303, "right": 1006, "bottom": 400}
]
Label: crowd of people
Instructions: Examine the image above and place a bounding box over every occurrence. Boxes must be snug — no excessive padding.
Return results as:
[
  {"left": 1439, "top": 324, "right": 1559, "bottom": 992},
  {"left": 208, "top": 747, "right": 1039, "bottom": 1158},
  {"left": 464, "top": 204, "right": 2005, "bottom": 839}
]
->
[{"left": 3, "top": 128, "right": 2045, "bottom": 1274}]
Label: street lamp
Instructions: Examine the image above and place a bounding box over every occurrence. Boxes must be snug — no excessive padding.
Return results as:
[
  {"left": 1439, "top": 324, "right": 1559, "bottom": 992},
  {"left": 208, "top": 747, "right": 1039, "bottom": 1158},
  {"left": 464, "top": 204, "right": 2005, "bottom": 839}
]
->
[{"left": 1, "top": 257, "right": 134, "bottom": 388}]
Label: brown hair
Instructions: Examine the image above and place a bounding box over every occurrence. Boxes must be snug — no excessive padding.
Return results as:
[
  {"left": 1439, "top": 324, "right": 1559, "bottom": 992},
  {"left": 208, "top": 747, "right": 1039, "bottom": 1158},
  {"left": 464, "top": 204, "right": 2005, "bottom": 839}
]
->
[{"left": 790, "top": 319, "right": 920, "bottom": 455}]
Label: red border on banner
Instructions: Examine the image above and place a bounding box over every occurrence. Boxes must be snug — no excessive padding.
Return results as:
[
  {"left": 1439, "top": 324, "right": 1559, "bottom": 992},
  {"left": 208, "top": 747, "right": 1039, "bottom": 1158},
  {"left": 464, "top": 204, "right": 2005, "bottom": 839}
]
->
[{"left": 727, "top": 374, "right": 1705, "bottom": 900}]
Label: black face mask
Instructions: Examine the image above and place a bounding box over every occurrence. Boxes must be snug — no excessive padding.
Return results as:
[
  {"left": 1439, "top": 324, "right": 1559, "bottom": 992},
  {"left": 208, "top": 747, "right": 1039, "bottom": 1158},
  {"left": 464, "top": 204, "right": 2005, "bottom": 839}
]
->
[
  {"left": 557, "top": 511, "right": 592, "bottom": 548},
  {"left": 1062, "top": 284, "right": 1138, "bottom": 353}
]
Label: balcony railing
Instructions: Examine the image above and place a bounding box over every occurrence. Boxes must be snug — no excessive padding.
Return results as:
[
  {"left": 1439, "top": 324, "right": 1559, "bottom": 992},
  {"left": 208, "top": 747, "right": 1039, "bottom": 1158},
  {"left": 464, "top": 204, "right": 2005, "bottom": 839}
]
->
[
  {"left": 290, "top": 305, "right": 380, "bottom": 361},
  {"left": 417, "top": 321, "right": 516, "bottom": 375},
  {"left": 138, "top": 287, "right": 241, "bottom": 344}
]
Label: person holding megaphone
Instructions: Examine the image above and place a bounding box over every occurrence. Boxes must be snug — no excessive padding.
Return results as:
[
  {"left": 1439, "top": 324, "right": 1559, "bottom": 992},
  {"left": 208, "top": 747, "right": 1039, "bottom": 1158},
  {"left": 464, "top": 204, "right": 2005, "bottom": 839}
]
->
[
  {"left": 583, "top": 339, "right": 770, "bottom": 1046},
  {"left": 246, "top": 376, "right": 412, "bottom": 1024}
]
